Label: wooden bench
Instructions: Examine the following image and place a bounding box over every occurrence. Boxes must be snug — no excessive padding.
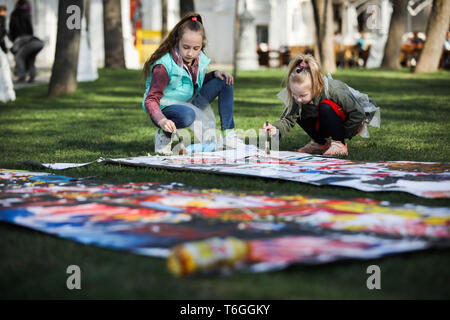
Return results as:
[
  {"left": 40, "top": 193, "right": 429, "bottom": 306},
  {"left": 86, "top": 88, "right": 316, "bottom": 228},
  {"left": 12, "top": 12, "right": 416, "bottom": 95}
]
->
[
  {"left": 288, "top": 45, "right": 315, "bottom": 59},
  {"left": 400, "top": 43, "right": 423, "bottom": 66}
]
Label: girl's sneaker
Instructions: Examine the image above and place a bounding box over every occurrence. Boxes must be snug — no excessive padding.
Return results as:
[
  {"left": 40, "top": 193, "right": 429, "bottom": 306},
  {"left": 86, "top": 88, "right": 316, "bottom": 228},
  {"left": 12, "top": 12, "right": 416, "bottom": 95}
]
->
[
  {"left": 154, "top": 129, "right": 173, "bottom": 155},
  {"left": 222, "top": 129, "right": 246, "bottom": 150},
  {"left": 323, "top": 140, "right": 348, "bottom": 156},
  {"left": 298, "top": 140, "right": 330, "bottom": 154}
]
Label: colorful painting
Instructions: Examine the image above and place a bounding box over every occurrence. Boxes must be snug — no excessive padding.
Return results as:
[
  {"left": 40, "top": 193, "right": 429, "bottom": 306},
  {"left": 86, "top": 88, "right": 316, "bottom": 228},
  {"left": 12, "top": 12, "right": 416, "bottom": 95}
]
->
[
  {"left": 34, "top": 149, "right": 450, "bottom": 198},
  {"left": 1, "top": 169, "right": 449, "bottom": 275}
]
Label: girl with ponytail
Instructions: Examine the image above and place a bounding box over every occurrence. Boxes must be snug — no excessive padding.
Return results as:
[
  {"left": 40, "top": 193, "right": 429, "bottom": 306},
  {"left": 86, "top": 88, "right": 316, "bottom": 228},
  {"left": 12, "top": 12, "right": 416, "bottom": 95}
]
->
[
  {"left": 142, "top": 13, "right": 244, "bottom": 155},
  {"left": 263, "top": 54, "right": 367, "bottom": 156}
]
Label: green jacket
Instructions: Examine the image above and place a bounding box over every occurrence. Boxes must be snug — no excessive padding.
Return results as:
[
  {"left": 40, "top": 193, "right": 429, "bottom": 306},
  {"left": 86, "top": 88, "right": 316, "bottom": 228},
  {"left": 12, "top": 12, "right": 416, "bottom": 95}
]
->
[{"left": 274, "top": 78, "right": 365, "bottom": 139}]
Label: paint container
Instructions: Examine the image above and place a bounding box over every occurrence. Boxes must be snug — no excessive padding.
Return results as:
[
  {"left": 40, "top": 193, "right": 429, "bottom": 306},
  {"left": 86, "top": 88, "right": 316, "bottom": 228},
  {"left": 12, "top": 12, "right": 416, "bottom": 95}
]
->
[{"left": 167, "top": 237, "right": 249, "bottom": 276}]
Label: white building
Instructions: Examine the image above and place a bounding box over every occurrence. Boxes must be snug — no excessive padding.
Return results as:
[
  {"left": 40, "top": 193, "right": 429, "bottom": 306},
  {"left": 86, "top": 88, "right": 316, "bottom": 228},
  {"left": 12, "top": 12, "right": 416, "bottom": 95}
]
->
[{"left": 0, "top": 0, "right": 432, "bottom": 69}]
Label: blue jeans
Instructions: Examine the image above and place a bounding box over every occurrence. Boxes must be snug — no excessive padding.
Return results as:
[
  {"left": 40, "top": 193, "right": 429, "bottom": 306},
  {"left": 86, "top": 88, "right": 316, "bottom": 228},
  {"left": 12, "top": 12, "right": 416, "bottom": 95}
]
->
[
  {"left": 157, "top": 77, "right": 235, "bottom": 137},
  {"left": 15, "top": 37, "right": 44, "bottom": 80}
]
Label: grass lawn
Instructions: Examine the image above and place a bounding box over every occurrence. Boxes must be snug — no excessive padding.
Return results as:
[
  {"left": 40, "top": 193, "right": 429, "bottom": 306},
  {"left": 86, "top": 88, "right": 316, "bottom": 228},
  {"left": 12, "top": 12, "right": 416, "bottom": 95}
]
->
[{"left": 0, "top": 67, "right": 449, "bottom": 299}]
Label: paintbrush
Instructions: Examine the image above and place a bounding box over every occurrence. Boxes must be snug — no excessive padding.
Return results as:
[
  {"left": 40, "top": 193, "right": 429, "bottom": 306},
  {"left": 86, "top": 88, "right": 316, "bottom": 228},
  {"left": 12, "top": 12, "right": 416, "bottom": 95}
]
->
[
  {"left": 265, "top": 121, "right": 270, "bottom": 154},
  {"left": 174, "top": 131, "right": 187, "bottom": 155}
]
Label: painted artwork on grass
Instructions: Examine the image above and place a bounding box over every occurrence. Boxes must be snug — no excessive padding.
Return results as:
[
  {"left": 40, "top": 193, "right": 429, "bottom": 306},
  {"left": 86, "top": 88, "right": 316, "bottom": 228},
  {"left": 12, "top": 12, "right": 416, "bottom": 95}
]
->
[
  {"left": 1, "top": 169, "right": 448, "bottom": 275},
  {"left": 34, "top": 149, "right": 450, "bottom": 199}
]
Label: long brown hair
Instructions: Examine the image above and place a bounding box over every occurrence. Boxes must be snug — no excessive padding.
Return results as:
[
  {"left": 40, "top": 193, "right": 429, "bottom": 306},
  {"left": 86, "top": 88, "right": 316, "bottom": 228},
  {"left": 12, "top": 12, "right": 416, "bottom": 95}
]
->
[
  {"left": 284, "top": 54, "right": 324, "bottom": 109},
  {"left": 142, "top": 13, "right": 206, "bottom": 80}
]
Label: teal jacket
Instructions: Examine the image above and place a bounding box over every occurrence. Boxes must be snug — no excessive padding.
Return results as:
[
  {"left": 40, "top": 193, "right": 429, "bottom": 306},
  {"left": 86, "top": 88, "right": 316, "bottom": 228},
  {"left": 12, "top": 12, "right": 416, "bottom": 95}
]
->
[{"left": 142, "top": 51, "right": 211, "bottom": 112}]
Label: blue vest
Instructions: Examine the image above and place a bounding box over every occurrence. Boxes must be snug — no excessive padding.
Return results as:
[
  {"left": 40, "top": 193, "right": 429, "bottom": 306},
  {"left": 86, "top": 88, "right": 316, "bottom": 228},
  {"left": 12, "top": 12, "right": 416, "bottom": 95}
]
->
[{"left": 142, "top": 51, "right": 211, "bottom": 112}]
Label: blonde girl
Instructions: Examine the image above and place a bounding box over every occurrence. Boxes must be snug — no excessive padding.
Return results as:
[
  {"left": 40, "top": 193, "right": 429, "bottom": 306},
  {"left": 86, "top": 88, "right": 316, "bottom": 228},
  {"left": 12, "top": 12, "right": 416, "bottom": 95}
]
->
[{"left": 264, "top": 54, "right": 365, "bottom": 156}]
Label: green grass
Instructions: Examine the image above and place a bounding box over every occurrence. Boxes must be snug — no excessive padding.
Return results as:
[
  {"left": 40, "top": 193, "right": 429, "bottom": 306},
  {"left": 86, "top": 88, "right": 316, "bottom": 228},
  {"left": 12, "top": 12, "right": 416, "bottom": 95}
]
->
[{"left": 0, "top": 68, "right": 449, "bottom": 299}]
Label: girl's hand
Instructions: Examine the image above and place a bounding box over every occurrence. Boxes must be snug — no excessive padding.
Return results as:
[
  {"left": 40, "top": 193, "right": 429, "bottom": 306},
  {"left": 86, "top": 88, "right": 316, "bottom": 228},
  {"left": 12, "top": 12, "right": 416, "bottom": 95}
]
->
[
  {"left": 158, "top": 118, "right": 177, "bottom": 133},
  {"left": 262, "top": 122, "right": 278, "bottom": 136},
  {"left": 214, "top": 71, "right": 234, "bottom": 85}
]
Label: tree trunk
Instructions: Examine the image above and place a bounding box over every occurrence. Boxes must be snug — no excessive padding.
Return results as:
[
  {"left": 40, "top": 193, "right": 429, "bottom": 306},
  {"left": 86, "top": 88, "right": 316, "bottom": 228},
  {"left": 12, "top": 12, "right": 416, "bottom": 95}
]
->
[
  {"left": 311, "top": 0, "right": 336, "bottom": 73},
  {"left": 84, "top": 0, "right": 92, "bottom": 49},
  {"left": 232, "top": 0, "right": 240, "bottom": 79},
  {"left": 415, "top": 0, "right": 450, "bottom": 73},
  {"left": 85, "top": 0, "right": 91, "bottom": 30},
  {"left": 48, "top": 0, "right": 84, "bottom": 97},
  {"left": 179, "top": 0, "right": 195, "bottom": 18},
  {"left": 381, "top": 0, "right": 408, "bottom": 69},
  {"left": 103, "top": 0, "right": 126, "bottom": 68},
  {"left": 162, "top": 0, "right": 168, "bottom": 39}
]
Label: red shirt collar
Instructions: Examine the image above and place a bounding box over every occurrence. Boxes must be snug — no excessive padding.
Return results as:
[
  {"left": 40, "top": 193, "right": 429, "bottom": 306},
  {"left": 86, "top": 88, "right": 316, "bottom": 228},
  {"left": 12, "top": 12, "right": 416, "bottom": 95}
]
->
[{"left": 170, "top": 48, "right": 199, "bottom": 85}]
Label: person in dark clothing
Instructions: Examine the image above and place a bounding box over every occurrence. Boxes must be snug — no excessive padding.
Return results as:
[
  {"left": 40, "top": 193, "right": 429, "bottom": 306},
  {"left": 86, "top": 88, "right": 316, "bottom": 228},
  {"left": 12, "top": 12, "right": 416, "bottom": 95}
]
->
[
  {"left": 0, "top": 6, "right": 8, "bottom": 54},
  {"left": 9, "top": 0, "right": 43, "bottom": 83},
  {"left": 10, "top": 35, "right": 43, "bottom": 83},
  {"left": 9, "top": 0, "right": 33, "bottom": 42}
]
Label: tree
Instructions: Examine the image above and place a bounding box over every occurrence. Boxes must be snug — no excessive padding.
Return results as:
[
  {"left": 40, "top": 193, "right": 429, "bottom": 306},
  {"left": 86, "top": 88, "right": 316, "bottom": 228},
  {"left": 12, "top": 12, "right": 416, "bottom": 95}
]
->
[
  {"left": 85, "top": 0, "right": 91, "bottom": 49},
  {"left": 381, "top": 0, "right": 408, "bottom": 69},
  {"left": 162, "top": 0, "right": 168, "bottom": 39},
  {"left": 103, "top": 0, "right": 125, "bottom": 68},
  {"left": 85, "top": 0, "right": 91, "bottom": 27},
  {"left": 48, "top": 0, "right": 84, "bottom": 97},
  {"left": 180, "top": 0, "right": 195, "bottom": 18},
  {"left": 311, "top": 0, "right": 336, "bottom": 73},
  {"left": 233, "top": 0, "right": 240, "bottom": 79},
  {"left": 415, "top": 0, "right": 450, "bottom": 73}
]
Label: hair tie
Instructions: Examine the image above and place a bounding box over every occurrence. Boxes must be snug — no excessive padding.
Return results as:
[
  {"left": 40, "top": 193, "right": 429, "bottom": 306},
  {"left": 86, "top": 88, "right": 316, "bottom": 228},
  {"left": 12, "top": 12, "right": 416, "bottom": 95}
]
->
[
  {"left": 192, "top": 17, "right": 197, "bottom": 21},
  {"left": 296, "top": 61, "right": 309, "bottom": 73}
]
